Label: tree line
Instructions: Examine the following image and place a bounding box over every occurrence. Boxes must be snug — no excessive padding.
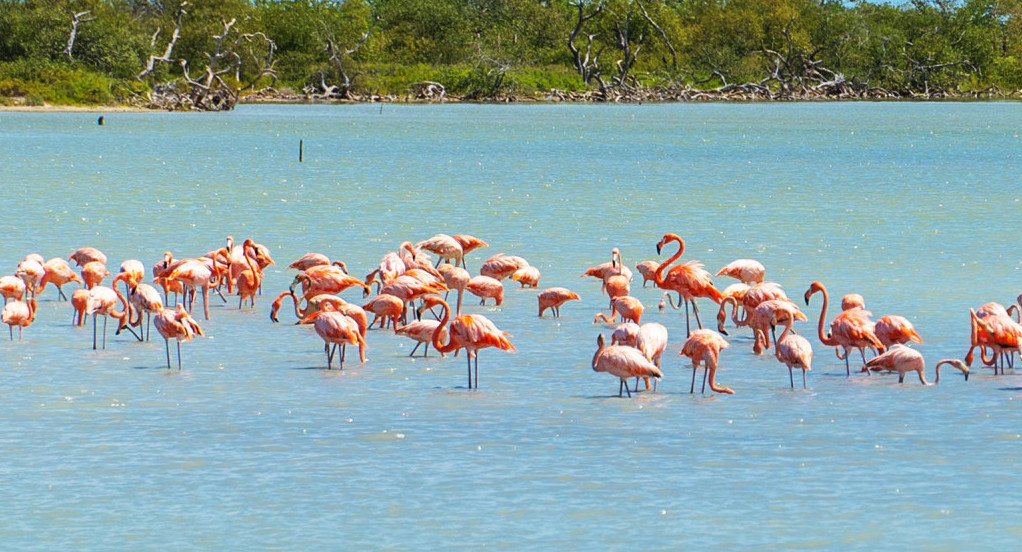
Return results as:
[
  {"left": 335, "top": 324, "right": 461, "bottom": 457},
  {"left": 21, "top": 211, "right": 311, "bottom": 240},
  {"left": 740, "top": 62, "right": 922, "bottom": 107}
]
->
[{"left": 1, "top": 0, "right": 1020, "bottom": 109}]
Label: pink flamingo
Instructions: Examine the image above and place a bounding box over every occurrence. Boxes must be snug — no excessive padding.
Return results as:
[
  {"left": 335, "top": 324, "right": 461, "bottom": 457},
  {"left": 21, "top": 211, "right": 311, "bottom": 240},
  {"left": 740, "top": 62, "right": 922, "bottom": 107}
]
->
[
  {"left": 680, "top": 329, "right": 733, "bottom": 394},
  {"left": 594, "top": 295, "right": 644, "bottom": 325},
  {"left": 866, "top": 346, "right": 970, "bottom": 385},
  {"left": 466, "top": 275, "right": 504, "bottom": 306},
  {"left": 480, "top": 253, "right": 529, "bottom": 281},
  {"left": 511, "top": 266, "right": 541, "bottom": 288},
  {"left": 0, "top": 275, "right": 26, "bottom": 304},
  {"left": 653, "top": 233, "right": 724, "bottom": 336},
  {"left": 437, "top": 263, "right": 470, "bottom": 315},
  {"left": 716, "top": 259, "right": 766, "bottom": 285},
  {"left": 772, "top": 311, "right": 813, "bottom": 389},
  {"left": 422, "top": 295, "right": 515, "bottom": 389},
  {"left": 153, "top": 305, "right": 204, "bottom": 370},
  {"left": 37, "top": 257, "right": 82, "bottom": 301},
  {"left": 804, "top": 281, "right": 884, "bottom": 376},
  {"left": 85, "top": 285, "right": 129, "bottom": 350},
  {"left": 2, "top": 297, "right": 36, "bottom": 340},
  {"left": 634, "top": 322, "right": 669, "bottom": 391},
  {"left": 592, "top": 333, "right": 663, "bottom": 398},
  {"left": 537, "top": 287, "right": 580, "bottom": 317},
  {"left": 297, "top": 302, "right": 367, "bottom": 369},
  {"left": 395, "top": 319, "right": 449, "bottom": 357},
  {"left": 69, "top": 247, "right": 107, "bottom": 267},
  {"left": 635, "top": 260, "right": 659, "bottom": 288},
  {"left": 416, "top": 234, "right": 464, "bottom": 267},
  {"left": 874, "top": 315, "right": 923, "bottom": 348},
  {"left": 81, "top": 261, "right": 111, "bottom": 290}
]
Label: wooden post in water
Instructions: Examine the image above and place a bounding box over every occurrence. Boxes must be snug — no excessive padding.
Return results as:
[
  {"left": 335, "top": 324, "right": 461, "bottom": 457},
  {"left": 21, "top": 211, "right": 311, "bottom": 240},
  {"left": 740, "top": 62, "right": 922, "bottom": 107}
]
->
[
  {"left": 97, "top": 116, "right": 104, "bottom": 126},
  {"left": 299, "top": 139, "right": 303, "bottom": 162}
]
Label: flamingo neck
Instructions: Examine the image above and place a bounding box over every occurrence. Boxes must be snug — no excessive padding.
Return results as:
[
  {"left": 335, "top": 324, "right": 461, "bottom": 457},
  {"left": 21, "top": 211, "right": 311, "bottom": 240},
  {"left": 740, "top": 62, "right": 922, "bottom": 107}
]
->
[
  {"left": 654, "top": 235, "right": 684, "bottom": 286},
  {"left": 431, "top": 300, "right": 458, "bottom": 354},
  {"left": 812, "top": 285, "right": 838, "bottom": 346}
]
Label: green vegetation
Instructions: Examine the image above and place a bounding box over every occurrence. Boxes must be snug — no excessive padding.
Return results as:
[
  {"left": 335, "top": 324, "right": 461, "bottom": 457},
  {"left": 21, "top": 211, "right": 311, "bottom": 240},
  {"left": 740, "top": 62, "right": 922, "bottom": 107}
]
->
[{"left": 1, "top": 0, "right": 1021, "bottom": 108}]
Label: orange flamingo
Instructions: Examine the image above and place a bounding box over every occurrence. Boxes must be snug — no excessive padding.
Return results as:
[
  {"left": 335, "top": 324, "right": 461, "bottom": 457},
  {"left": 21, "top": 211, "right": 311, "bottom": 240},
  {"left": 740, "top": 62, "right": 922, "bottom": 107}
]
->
[
  {"left": 437, "top": 263, "right": 470, "bottom": 315},
  {"left": 153, "top": 305, "right": 204, "bottom": 370},
  {"left": 804, "top": 281, "right": 884, "bottom": 376},
  {"left": 653, "top": 233, "right": 724, "bottom": 336},
  {"left": 451, "top": 234, "right": 489, "bottom": 269},
  {"left": 235, "top": 240, "right": 262, "bottom": 309},
  {"left": 511, "top": 266, "right": 541, "bottom": 288},
  {"left": 680, "top": 328, "right": 733, "bottom": 394},
  {"left": 116, "top": 259, "right": 145, "bottom": 297},
  {"left": 0, "top": 275, "right": 27, "bottom": 304},
  {"left": 537, "top": 287, "right": 580, "bottom": 317},
  {"left": 292, "top": 264, "right": 371, "bottom": 300},
  {"left": 841, "top": 293, "right": 866, "bottom": 311},
  {"left": 716, "top": 259, "right": 765, "bottom": 285},
  {"left": 745, "top": 299, "right": 807, "bottom": 355},
  {"left": 592, "top": 333, "right": 663, "bottom": 397},
  {"left": 81, "top": 261, "right": 111, "bottom": 289},
  {"left": 874, "top": 315, "right": 922, "bottom": 348},
  {"left": 866, "top": 346, "right": 970, "bottom": 384},
  {"left": 119, "top": 281, "right": 163, "bottom": 341},
  {"left": 165, "top": 258, "right": 220, "bottom": 320},
  {"left": 772, "top": 311, "right": 813, "bottom": 389},
  {"left": 298, "top": 302, "right": 367, "bottom": 369},
  {"left": 601, "top": 274, "right": 630, "bottom": 306},
  {"left": 966, "top": 303, "right": 1022, "bottom": 374},
  {"left": 594, "top": 295, "right": 644, "bottom": 325},
  {"left": 466, "top": 275, "right": 504, "bottom": 306},
  {"left": 422, "top": 295, "right": 515, "bottom": 389},
  {"left": 480, "top": 253, "right": 529, "bottom": 281},
  {"left": 582, "top": 248, "right": 633, "bottom": 282},
  {"left": 37, "top": 257, "right": 83, "bottom": 301},
  {"left": 2, "top": 297, "right": 36, "bottom": 340},
  {"left": 288, "top": 252, "right": 334, "bottom": 272},
  {"left": 69, "top": 247, "right": 107, "bottom": 267},
  {"left": 71, "top": 288, "right": 89, "bottom": 326},
  {"left": 416, "top": 234, "right": 464, "bottom": 267},
  {"left": 16, "top": 257, "right": 45, "bottom": 298},
  {"left": 85, "top": 285, "right": 129, "bottom": 350},
  {"left": 611, "top": 322, "right": 640, "bottom": 346},
  {"left": 152, "top": 251, "right": 184, "bottom": 305},
  {"left": 362, "top": 294, "right": 405, "bottom": 330},
  {"left": 272, "top": 293, "right": 368, "bottom": 338}
]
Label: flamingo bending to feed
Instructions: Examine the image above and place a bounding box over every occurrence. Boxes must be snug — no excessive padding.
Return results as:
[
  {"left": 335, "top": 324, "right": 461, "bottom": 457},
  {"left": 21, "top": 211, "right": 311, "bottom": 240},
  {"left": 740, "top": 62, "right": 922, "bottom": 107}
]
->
[
  {"left": 467, "top": 275, "right": 505, "bottom": 306},
  {"left": 421, "top": 295, "right": 515, "bottom": 389},
  {"left": 866, "top": 346, "right": 970, "bottom": 384},
  {"left": 2, "top": 298, "right": 36, "bottom": 340},
  {"left": 804, "top": 281, "right": 884, "bottom": 376},
  {"left": 635, "top": 260, "right": 659, "bottom": 288},
  {"left": 874, "top": 315, "right": 923, "bottom": 348},
  {"left": 396, "top": 317, "right": 449, "bottom": 358},
  {"left": 653, "top": 233, "right": 724, "bottom": 336},
  {"left": 416, "top": 234, "right": 464, "bottom": 267},
  {"left": 772, "top": 312, "right": 813, "bottom": 389},
  {"left": 594, "top": 295, "right": 644, "bottom": 325},
  {"left": 288, "top": 252, "right": 334, "bottom": 272},
  {"left": 298, "top": 302, "right": 367, "bottom": 369},
  {"left": 634, "top": 322, "right": 669, "bottom": 391},
  {"left": 716, "top": 259, "right": 765, "bottom": 285},
  {"left": 165, "top": 258, "right": 220, "bottom": 320},
  {"left": 480, "top": 253, "right": 530, "bottom": 281},
  {"left": 451, "top": 234, "right": 489, "bottom": 269},
  {"left": 511, "top": 266, "right": 541, "bottom": 288},
  {"left": 680, "top": 329, "right": 733, "bottom": 394},
  {"left": 362, "top": 294, "right": 405, "bottom": 330},
  {"left": 85, "top": 285, "right": 130, "bottom": 350},
  {"left": 69, "top": 247, "right": 107, "bottom": 267},
  {"left": 37, "top": 258, "right": 82, "bottom": 301},
  {"left": 0, "top": 275, "right": 27, "bottom": 304},
  {"left": 81, "top": 261, "right": 111, "bottom": 289},
  {"left": 611, "top": 322, "right": 639, "bottom": 347},
  {"left": 537, "top": 287, "right": 580, "bottom": 317},
  {"left": 153, "top": 305, "right": 204, "bottom": 370},
  {"left": 16, "top": 257, "right": 45, "bottom": 298},
  {"left": 592, "top": 333, "right": 663, "bottom": 398}
]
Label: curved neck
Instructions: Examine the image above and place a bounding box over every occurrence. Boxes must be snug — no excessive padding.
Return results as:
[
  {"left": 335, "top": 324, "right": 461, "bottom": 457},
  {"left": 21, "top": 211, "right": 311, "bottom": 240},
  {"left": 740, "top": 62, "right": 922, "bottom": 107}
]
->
[
  {"left": 775, "top": 317, "right": 793, "bottom": 350},
  {"left": 654, "top": 234, "right": 684, "bottom": 286},
  {"left": 431, "top": 299, "right": 457, "bottom": 353},
  {"left": 810, "top": 285, "right": 838, "bottom": 346}
]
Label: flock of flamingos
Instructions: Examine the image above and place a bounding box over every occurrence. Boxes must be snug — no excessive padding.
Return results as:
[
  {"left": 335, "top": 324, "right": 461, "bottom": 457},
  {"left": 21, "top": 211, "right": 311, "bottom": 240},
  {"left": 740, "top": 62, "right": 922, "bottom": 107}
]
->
[{"left": 4, "top": 231, "right": 1014, "bottom": 396}]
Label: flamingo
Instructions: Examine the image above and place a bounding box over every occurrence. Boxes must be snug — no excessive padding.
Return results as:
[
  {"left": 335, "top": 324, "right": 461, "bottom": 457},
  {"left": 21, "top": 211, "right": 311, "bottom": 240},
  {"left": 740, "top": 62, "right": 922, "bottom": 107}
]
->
[
  {"left": 69, "top": 247, "right": 107, "bottom": 267},
  {"left": 537, "top": 287, "right": 580, "bottom": 317},
  {"left": 511, "top": 266, "right": 541, "bottom": 288},
  {"left": 635, "top": 260, "right": 660, "bottom": 288},
  {"left": 85, "top": 285, "right": 129, "bottom": 350},
  {"left": 716, "top": 259, "right": 766, "bottom": 285},
  {"left": 153, "top": 305, "right": 204, "bottom": 370},
  {"left": 611, "top": 322, "right": 640, "bottom": 347},
  {"left": 421, "top": 295, "right": 515, "bottom": 389},
  {"left": 712, "top": 284, "right": 753, "bottom": 332},
  {"left": 772, "top": 311, "right": 813, "bottom": 389},
  {"left": 866, "top": 346, "right": 970, "bottom": 384},
  {"left": 680, "top": 328, "right": 733, "bottom": 394},
  {"left": 165, "top": 258, "right": 220, "bottom": 320},
  {"left": 601, "top": 274, "right": 630, "bottom": 306},
  {"left": 292, "top": 264, "right": 371, "bottom": 300},
  {"left": 480, "top": 253, "right": 529, "bottom": 281},
  {"left": 71, "top": 289, "right": 89, "bottom": 326},
  {"left": 116, "top": 259, "right": 146, "bottom": 297},
  {"left": 2, "top": 297, "right": 36, "bottom": 340},
  {"left": 37, "top": 257, "right": 82, "bottom": 301},
  {"left": 437, "top": 263, "right": 470, "bottom": 315},
  {"left": 297, "top": 302, "right": 367, "bottom": 369},
  {"left": 16, "top": 257, "right": 45, "bottom": 298},
  {"left": 745, "top": 299, "right": 807, "bottom": 355},
  {"left": 0, "top": 275, "right": 27, "bottom": 304},
  {"left": 841, "top": 293, "right": 866, "bottom": 311},
  {"left": 634, "top": 322, "right": 669, "bottom": 391},
  {"left": 234, "top": 240, "right": 263, "bottom": 309},
  {"left": 271, "top": 293, "right": 368, "bottom": 338},
  {"left": 396, "top": 318, "right": 449, "bottom": 357},
  {"left": 416, "top": 234, "right": 464, "bottom": 267},
  {"left": 81, "top": 261, "right": 111, "bottom": 289},
  {"left": 874, "top": 315, "right": 923, "bottom": 348},
  {"left": 466, "top": 275, "right": 504, "bottom": 306},
  {"left": 966, "top": 303, "right": 1022, "bottom": 374},
  {"left": 451, "top": 234, "right": 489, "bottom": 269},
  {"left": 592, "top": 333, "right": 663, "bottom": 398},
  {"left": 594, "top": 295, "right": 644, "bottom": 325},
  {"left": 582, "top": 248, "right": 633, "bottom": 282},
  {"left": 362, "top": 294, "right": 405, "bottom": 330},
  {"left": 120, "top": 282, "right": 163, "bottom": 341},
  {"left": 804, "top": 281, "right": 884, "bottom": 376},
  {"left": 288, "top": 252, "right": 334, "bottom": 272},
  {"left": 152, "top": 251, "right": 184, "bottom": 305},
  {"left": 653, "top": 233, "right": 724, "bottom": 336}
]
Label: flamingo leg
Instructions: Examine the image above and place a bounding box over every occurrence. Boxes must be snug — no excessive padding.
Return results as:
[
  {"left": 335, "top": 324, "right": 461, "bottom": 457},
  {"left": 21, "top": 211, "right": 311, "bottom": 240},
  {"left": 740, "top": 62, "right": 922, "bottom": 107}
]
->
[
  {"left": 58, "top": 286, "right": 67, "bottom": 301},
  {"left": 202, "top": 286, "right": 210, "bottom": 320},
  {"left": 692, "top": 300, "right": 703, "bottom": 329},
  {"left": 102, "top": 315, "right": 108, "bottom": 349},
  {"left": 859, "top": 348, "right": 870, "bottom": 375},
  {"left": 789, "top": 367, "right": 794, "bottom": 389},
  {"left": 92, "top": 313, "right": 98, "bottom": 350},
  {"left": 802, "top": 369, "right": 808, "bottom": 389},
  {"left": 164, "top": 338, "right": 172, "bottom": 369},
  {"left": 623, "top": 379, "right": 632, "bottom": 398},
  {"left": 8, "top": 324, "right": 12, "bottom": 341},
  {"left": 423, "top": 342, "right": 429, "bottom": 358},
  {"left": 340, "top": 343, "right": 347, "bottom": 365},
  {"left": 844, "top": 352, "right": 851, "bottom": 377},
  {"left": 409, "top": 342, "right": 422, "bottom": 357},
  {"left": 325, "top": 343, "right": 334, "bottom": 369},
  {"left": 176, "top": 339, "right": 182, "bottom": 370},
  {"left": 702, "top": 367, "right": 709, "bottom": 393},
  {"left": 690, "top": 367, "right": 697, "bottom": 393},
  {"left": 474, "top": 355, "right": 479, "bottom": 389},
  {"left": 684, "top": 300, "right": 692, "bottom": 337},
  {"left": 466, "top": 353, "right": 473, "bottom": 388}
]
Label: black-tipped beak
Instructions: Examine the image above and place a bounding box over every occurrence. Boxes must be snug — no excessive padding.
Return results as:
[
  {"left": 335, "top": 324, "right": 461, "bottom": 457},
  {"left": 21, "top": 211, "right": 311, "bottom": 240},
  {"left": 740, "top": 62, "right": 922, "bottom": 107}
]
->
[{"left": 656, "top": 244, "right": 662, "bottom": 255}]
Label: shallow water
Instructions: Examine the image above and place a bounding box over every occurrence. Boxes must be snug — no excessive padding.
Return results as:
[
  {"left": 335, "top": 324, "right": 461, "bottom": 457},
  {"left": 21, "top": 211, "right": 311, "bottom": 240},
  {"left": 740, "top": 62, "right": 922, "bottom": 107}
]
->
[{"left": 1, "top": 103, "right": 1021, "bottom": 549}]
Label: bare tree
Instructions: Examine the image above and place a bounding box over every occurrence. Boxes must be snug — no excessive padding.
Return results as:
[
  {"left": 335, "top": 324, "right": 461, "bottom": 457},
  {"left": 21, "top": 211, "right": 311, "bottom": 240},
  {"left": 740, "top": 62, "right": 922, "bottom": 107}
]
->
[
  {"left": 65, "top": 10, "right": 96, "bottom": 61},
  {"left": 138, "top": 2, "right": 187, "bottom": 79},
  {"left": 567, "top": 0, "right": 606, "bottom": 91}
]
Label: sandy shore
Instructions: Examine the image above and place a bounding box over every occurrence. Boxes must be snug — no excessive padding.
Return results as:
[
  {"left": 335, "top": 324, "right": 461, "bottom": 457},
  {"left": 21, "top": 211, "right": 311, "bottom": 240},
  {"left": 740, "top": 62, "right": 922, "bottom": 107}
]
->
[{"left": 0, "top": 104, "right": 152, "bottom": 112}]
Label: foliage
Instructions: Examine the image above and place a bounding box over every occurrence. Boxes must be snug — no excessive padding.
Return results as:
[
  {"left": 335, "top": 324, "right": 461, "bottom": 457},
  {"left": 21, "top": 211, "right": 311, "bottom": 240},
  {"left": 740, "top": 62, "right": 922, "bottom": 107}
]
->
[{"left": 1, "top": 0, "right": 1021, "bottom": 106}]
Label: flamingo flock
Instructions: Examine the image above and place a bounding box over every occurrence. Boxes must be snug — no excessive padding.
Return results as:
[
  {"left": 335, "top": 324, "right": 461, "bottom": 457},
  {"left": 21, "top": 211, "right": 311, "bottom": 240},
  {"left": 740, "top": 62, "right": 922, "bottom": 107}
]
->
[{"left": 0, "top": 231, "right": 990, "bottom": 395}]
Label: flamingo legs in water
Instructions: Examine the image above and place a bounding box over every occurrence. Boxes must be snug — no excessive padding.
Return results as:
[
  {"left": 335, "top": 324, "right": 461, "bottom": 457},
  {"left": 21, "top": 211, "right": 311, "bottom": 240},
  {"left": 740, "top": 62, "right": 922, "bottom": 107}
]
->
[{"left": 163, "top": 338, "right": 182, "bottom": 370}]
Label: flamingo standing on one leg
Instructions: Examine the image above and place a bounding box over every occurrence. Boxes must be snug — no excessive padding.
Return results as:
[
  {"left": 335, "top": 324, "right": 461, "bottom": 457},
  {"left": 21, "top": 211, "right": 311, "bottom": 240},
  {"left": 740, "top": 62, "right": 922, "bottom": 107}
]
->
[
  {"left": 653, "top": 233, "right": 724, "bottom": 337},
  {"left": 804, "top": 281, "right": 884, "bottom": 376},
  {"left": 591, "top": 333, "right": 663, "bottom": 398},
  {"left": 680, "top": 329, "right": 733, "bottom": 394},
  {"left": 537, "top": 287, "right": 580, "bottom": 317},
  {"left": 421, "top": 295, "right": 515, "bottom": 389},
  {"left": 153, "top": 305, "right": 204, "bottom": 370}
]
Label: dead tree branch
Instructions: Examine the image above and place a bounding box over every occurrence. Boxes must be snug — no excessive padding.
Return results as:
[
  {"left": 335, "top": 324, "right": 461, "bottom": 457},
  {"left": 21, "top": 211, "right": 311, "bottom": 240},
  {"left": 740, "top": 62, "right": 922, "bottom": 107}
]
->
[
  {"left": 567, "top": 0, "right": 606, "bottom": 91},
  {"left": 65, "top": 11, "right": 96, "bottom": 61},
  {"left": 138, "top": 2, "right": 187, "bottom": 79}
]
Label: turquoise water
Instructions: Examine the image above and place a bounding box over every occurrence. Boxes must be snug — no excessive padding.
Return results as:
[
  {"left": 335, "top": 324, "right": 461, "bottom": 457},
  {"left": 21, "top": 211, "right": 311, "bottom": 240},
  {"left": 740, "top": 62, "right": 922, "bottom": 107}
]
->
[{"left": 1, "top": 103, "right": 1021, "bottom": 549}]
